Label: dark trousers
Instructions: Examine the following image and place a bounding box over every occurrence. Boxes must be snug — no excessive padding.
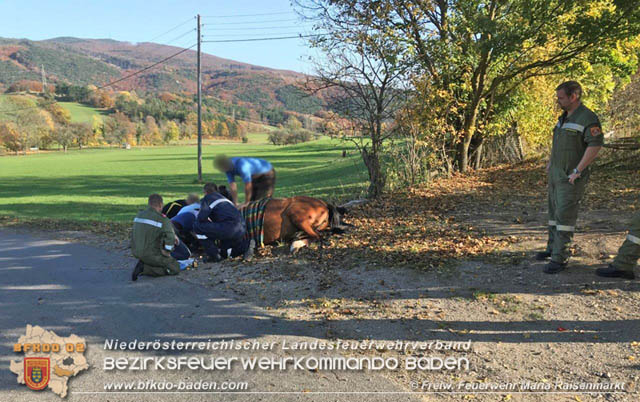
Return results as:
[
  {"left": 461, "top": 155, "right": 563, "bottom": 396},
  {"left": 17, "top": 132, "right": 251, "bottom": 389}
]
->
[
  {"left": 250, "top": 169, "right": 275, "bottom": 202},
  {"left": 172, "top": 221, "right": 198, "bottom": 251},
  {"left": 170, "top": 238, "right": 191, "bottom": 261},
  {"left": 194, "top": 220, "right": 248, "bottom": 259}
]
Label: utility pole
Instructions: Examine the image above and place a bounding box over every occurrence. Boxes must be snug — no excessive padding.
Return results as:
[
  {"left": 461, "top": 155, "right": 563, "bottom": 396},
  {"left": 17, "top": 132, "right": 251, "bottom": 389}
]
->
[
  {"left": 41, "top": 64, "right": 47, "bottom": 94},
  {"left": 197, "top": 14, "right": 203, "bottom": 182}
]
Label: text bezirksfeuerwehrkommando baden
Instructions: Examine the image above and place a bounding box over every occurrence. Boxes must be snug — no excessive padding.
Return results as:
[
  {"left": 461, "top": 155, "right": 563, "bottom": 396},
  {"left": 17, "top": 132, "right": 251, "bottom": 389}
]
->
[{"left": 102, "top": 339, "right": 472, "bottom": 372}]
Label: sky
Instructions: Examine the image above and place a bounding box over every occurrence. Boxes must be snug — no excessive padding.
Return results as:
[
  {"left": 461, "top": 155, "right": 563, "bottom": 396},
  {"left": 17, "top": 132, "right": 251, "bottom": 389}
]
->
[{"left": 0, "top": 0, "right": 320, "bottom": 73}]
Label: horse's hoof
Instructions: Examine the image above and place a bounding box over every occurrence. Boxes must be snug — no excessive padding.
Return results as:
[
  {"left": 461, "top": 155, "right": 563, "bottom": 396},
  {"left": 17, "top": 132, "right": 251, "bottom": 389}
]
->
[{"left": 290, "top": 240, "right": 306, "bottom": 254}]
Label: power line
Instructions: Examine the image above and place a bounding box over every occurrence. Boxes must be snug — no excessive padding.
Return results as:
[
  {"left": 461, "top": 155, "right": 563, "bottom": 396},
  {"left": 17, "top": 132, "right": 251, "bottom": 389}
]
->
[
  {"left": 143, "top": 16, "right": 196, "bottom": 44},
  {"left": 202, "top": 25, "right": 308, "bottom": 31},
  {"left": 202, "top": 18, "right": 300, "bottom": 26},
  {"left": 158, "top": 29, "right": 196, "bottom": 47},
  {"left": 202, "top": 32, "right": 314, "bottom": 38},
  {"left": 97, "top": 44, "right": 196, "bottom": 89},
  {"left": 201, "top": 11, "right": 294, "bottom": 18},
  {"left": 202, "top": 34, "right": 325, "bottom": 43}
]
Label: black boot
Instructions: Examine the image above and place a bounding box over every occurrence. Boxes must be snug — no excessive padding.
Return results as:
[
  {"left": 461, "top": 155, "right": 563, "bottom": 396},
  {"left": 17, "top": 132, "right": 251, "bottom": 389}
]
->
[
  {"left": 543, "top": 260, "right": 567, "bottom": 274},
  {"left": 203, "top": 253, "right": 222, "bottom": 263},
  {"left": 131, "top": 260, "right": 144, "bottom": 281},
  {"left": 595, "top": 264, "right": 635, "bottom": 280},
  {"left": 535, "top": 251, "right": 551, "bottom": 261}
]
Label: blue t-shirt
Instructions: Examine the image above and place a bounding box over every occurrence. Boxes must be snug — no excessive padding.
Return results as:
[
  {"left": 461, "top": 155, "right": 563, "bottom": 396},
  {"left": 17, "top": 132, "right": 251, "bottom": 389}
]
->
[{"left": 225, "top": 157, "right": 272, "bottom": 183}]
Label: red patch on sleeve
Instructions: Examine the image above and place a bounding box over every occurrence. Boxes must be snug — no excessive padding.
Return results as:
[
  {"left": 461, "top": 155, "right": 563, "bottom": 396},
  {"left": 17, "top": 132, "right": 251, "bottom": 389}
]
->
[{"left": 590, "top": 126, "right": 602, "bottom": 136}]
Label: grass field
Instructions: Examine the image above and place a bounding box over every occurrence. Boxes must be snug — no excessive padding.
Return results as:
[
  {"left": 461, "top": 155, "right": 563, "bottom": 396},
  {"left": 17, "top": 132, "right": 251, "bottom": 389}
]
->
[
  {"left": 0, "top": 94, "right": 38, "bottom": 123},
  {"left": 58, "top": 101, "right": 108, "bottom": 123},
  {"left": 0, "top": 137, "right": 367, "bottom": 223}
]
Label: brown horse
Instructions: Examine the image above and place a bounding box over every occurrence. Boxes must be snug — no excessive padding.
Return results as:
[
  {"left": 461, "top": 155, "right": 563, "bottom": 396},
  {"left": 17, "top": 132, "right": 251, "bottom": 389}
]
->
[
  {"left": 262, "top": 196, "right": 349, "bottom": 252},
  {"left": 218, "top": 186, "right": 350, "bottom": 253}
]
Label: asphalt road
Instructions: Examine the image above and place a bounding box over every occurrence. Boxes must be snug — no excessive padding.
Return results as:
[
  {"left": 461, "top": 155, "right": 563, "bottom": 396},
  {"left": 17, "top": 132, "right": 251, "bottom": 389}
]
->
[{"left": 0, "top": 228, "right": 422, "bottom": 402}]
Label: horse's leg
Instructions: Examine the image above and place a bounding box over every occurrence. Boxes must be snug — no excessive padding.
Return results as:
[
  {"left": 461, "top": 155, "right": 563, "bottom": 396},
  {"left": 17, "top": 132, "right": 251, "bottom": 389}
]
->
[
  {"left": 290, "top": 238, "right": 309, "bottom": 254},
  {"left": 289, "top": 218, "right": 323, "bottom": 253}
]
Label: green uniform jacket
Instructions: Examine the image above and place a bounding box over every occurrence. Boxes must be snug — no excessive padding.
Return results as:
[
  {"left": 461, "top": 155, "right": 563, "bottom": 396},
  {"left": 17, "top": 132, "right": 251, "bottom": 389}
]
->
[
  {"left": 131, "top": 207, "right": 180, "bottom": 276},
  {"left": 549, "top": 103, "right": 604, "bottom": 181}
]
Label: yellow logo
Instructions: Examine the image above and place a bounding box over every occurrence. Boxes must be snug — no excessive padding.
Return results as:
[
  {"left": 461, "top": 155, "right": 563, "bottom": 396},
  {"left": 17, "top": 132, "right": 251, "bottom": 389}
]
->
[{"left": 10, "top": 325, "right": 89, "bottom": 398}]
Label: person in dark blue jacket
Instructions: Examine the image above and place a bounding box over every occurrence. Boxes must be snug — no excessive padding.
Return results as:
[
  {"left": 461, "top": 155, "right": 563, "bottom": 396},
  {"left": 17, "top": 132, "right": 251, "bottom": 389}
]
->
[{"left": 194, "top": 183, "right": 254, "bottom": 262}]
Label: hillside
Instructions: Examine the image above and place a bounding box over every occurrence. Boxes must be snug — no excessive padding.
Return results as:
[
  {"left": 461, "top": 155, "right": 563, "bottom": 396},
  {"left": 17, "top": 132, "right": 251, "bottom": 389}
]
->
[{"left": 0, "top": 37, "right": 324, "bottom": 116}]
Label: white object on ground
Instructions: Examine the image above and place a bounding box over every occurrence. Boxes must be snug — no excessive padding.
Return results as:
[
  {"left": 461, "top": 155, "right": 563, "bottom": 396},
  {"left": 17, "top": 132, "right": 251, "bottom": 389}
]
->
[{"left": 178, "top": 258, "right": 194, "bottom": 270}]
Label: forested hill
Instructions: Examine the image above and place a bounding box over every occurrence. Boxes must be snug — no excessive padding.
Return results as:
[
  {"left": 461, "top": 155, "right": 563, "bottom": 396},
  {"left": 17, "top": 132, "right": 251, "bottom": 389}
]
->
[{"left": 0, "top": 37, "right": 325, "bottom": 115}]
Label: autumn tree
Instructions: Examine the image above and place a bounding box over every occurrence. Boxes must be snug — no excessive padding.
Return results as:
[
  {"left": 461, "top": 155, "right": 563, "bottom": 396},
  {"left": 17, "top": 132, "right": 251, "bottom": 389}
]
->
[
  {"left": 297, "top": 4, "right": 410, "bottom": 197},
  {"left": 144, "top": 115, "right": 162, "bottom": 145},
  {"left": 298, "top": 0, "right": 640, "bottom": 172},
  {"left": 103, "top": 112, "right": 135, "bottom": 145},
  {"left": 90, "top": 90, "right": 115, "bottom": 109},
  {"left": 214, "top": 121, "right": 230, "bottom": 137},
  {"left": 164, "top": 121, "right": 180, "bottom": 143},
  {"left": 0, "top": 122, "right": 21, "bottom": 154},
  {"left": 91, "top": 115, "right": 104, "bottom": 145},
  {"left": 15, "top": 110, "right": 53, "bottom": 153},
  {"left": 73, "top": 122, "right": 93, "bottom": 149},
  {"left": 42, "top": 102, "right": 71, "bottom": 125},
  {"left": 54, "top": 124, "right": 76, "bottom": 152}
]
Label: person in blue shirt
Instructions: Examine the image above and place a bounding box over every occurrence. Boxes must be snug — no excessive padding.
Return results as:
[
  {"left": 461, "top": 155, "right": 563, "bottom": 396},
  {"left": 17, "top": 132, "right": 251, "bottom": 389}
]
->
[
  {"left": 214, "top": 155, "right": 275, "bottom": 204},
  {"left": 193, "top": 182, "right": 255, "bottom": 262}
]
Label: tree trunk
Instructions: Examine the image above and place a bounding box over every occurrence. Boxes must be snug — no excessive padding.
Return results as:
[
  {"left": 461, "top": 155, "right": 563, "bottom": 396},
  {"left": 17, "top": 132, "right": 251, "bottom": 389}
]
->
[
  {"left": 457, "top": 105, "right": 479, "bottom": 172},
  {"left": 474, "top": 139, "right": 483, "bottom": 170},
  {"left": 362, "top": 148, "right": 385, "bottom": 198}
]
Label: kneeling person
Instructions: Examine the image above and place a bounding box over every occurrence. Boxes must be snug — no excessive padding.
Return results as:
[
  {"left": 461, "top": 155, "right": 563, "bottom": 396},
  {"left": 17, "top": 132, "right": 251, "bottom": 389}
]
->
[
  {"left": 596, "top": 211, "right": 640, "bottom": 280},
  {"left": 131, "top": 194, "right": 192, "bottom": 280},
  {"left": 194, "top": 183, "right": 253, "bottom": 262}
]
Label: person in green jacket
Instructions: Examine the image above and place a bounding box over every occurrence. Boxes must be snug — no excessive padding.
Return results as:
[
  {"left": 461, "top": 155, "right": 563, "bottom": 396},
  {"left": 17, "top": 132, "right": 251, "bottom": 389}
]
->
[
  {"left": 596, "top": 211, "right": 640, "bottom": 280},
  {"left": 131, "top": 194, "right": 181, "bottom": 281},
  {"left": 535, "top": 81, "right": 603, "bottom": 274}
]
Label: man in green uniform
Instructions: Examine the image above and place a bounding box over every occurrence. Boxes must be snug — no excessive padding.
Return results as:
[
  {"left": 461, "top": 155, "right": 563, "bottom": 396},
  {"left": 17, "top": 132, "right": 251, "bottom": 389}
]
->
[
  {"left": 535, "top": 81, "right": 603, "bottom": 274},
  {"left": 596, "top": 211, "right": 639, "bottom": 279},
  {"left": 131, "top": 193, "right": 181, "bottom": 281}
]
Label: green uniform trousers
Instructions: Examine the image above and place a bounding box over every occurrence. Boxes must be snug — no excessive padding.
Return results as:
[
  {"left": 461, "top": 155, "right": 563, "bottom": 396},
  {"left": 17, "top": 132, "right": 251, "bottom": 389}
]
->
[
  {"left": 138, "top": 253, "right": 180, "bottom": 277},
  {"left": 612, "top": 211, "right": 640, "bottom": 273},
  {"left": 545, "top": 173, "right": 588, "bottom": 263}
]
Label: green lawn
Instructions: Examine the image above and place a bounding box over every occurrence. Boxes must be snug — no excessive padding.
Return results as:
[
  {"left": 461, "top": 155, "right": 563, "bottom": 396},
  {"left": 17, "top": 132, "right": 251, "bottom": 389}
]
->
[
  {"left": 0, "top": 138, "right": 368, "bottom": 223},
  {"left": 58, "top": 101, "right": 107, "bottom": 123}
]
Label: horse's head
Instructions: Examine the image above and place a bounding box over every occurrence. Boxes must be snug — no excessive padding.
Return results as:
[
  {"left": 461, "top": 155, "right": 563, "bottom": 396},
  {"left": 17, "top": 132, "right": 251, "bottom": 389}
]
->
[{"left": 327, "top": 203, "right": 353, "bottom": 234}]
